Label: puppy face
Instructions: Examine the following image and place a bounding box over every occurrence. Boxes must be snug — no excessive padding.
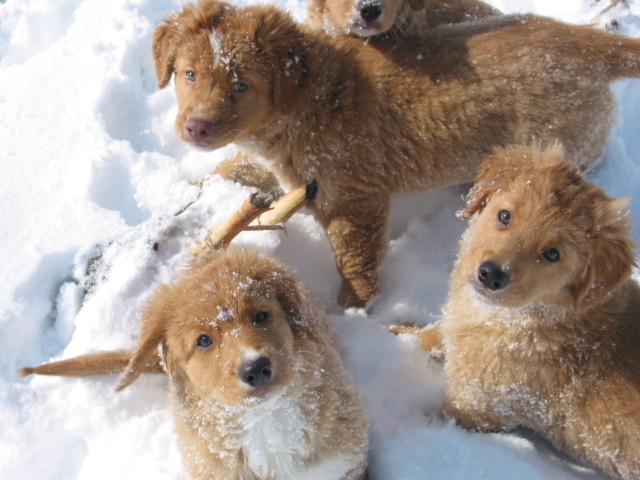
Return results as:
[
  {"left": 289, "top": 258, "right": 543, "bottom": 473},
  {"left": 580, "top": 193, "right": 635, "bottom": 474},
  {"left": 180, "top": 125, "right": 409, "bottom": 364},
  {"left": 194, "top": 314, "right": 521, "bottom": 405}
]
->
[
  {"left": 118, "top": 249, "right": 311, "bottom": 406},
  {"left": 458, "top": 145, "right": 635, "bottom": 310},
  {"left": 316, "top": 0, "right": 421, "bottom": 37},
  {"left": 152, "top": 1, "right": 307, "bottom": 150},
  {"left": 163, "top": 282, "right": 297, "bottom": 405}
]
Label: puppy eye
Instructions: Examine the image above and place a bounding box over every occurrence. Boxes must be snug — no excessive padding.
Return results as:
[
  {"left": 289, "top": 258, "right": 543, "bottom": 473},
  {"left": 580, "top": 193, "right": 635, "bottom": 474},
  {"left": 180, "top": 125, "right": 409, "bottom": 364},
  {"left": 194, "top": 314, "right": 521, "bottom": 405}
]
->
[
  {"left": 196, "top": 334, "right": 214, "bottom": 349},
  {"left": 185, "top": 71, "right": 196, "bottom": 82},
  {"left": 234, "top": 82, "right": 249, "bottom": 93},
  {"left": 497, "top": 210, "right": 511, "bottom": 226},
  {"left": 542, "top": 248, "right": 561, "bottom": 263},
  {"left": 253, "top": 311, "right": 269, "bottom": 324}
]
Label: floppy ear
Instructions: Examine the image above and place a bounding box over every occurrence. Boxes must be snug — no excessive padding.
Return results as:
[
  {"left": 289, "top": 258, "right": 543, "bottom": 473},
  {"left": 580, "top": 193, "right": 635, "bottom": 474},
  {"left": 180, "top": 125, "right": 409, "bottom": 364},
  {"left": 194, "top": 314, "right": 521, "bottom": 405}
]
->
[
  {"left": 152, "top": 19, "right": 180, "bottom": 89},
  {"left": 253, "top": 8, "right": 308, "bottom": 115},
  {"left": 116, "top": 286, "right": 172, "bottom": 391},
  {"left": 572, "top": 197, "right": 637, "bottom": 309},
  {"left": 459, "top": 147, "right": 531, "bottom": 219},
  {"left": 408, "top": 0, "right": 427, "bottom": 11}
]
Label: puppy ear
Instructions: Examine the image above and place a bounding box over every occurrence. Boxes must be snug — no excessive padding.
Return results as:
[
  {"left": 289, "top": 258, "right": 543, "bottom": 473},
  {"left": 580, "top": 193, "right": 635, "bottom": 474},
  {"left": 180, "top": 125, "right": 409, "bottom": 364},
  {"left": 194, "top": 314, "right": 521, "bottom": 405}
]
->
[
  {"left": 459, "top": 147, "right": 531, "bottom": 219},
  {"left": 152, "top": 19, "right": 179, "bottom": 89},
  {"left": 408, "top": 0, "right": 427, "bottom": 11},
  {"left": 572, "top": 197, "right": 637, "bottom": 309},
  {"left": 116, "top": 286, "right": 171, "bottom": 391},
  {"left": 254, "top": 8, "right": 308, "bottom": 115},
  {"left": 267, "top": 272, "right": 305, "bottom": 327}
]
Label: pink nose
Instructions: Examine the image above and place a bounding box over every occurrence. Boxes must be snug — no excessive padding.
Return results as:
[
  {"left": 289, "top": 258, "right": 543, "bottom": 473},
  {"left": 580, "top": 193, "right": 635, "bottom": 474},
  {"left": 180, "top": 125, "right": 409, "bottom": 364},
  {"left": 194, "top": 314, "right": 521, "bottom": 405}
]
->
[{"left": 185, "top": 117, "right": 216, "bottom": 141}]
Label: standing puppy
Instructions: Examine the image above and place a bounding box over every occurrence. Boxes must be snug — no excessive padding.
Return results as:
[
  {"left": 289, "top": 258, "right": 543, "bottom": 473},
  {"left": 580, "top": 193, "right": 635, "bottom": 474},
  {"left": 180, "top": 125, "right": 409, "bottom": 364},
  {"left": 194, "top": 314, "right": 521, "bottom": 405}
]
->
[
  {"left": 22, "top": 249, "right": 369, "bottom": 480},
  {"left": 401, "top": 145, "right": 640, "bottom": 480},
  {"left": 153, "top": 0, "right": 640, "bottom": 307}
]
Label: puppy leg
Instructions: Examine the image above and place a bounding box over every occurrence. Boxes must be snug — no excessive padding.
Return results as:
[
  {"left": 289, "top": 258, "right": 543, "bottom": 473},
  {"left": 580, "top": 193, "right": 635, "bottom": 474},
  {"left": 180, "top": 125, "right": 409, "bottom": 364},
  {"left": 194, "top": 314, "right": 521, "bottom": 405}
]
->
[
  {"left": 389, "top": 322, "right": 445, "bottom": 359},
  {"left": 214, "top": 151, "right": 282, "bottom": 194},
  {"left": 321, "top": 199, "right": 390, "bottom": 308}
]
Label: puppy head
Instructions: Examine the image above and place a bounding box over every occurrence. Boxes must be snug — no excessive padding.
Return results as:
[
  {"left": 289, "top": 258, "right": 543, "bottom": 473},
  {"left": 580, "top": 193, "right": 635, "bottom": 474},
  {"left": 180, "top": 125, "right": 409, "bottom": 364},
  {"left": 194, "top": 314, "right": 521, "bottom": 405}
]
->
[
  {"left": 153, "top": 0, "right": 308, "bottom": 149},
  {"left": 311, "top": 0, "right": 411, "bottom": 37},
  {"left": 117, "top": 249, "right": 312, "bottom": 406},
  {"left": 458, "top": 145, "right": 636, "bottom": 311}
]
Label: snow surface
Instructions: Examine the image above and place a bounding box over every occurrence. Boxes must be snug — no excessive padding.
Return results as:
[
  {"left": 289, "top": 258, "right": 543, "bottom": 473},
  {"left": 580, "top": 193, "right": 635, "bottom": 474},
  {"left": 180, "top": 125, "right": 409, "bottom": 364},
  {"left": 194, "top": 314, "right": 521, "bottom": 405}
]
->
[{"left": 1, "top": 0, "right": 639, "bottom": 478}]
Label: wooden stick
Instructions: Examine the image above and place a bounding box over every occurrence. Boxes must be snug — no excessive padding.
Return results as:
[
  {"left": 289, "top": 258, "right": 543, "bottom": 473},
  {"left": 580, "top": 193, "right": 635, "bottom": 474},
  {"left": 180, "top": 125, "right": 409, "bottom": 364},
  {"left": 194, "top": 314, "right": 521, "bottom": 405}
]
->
[
  {"left": 190, "top": 192, "right": 276, "bottom": 255},
  {"left": 255, "top": 181, "right": 311, "bottom": 226},
  {"left": 190, "top": 180, "right": 317, "bottom": 256}
]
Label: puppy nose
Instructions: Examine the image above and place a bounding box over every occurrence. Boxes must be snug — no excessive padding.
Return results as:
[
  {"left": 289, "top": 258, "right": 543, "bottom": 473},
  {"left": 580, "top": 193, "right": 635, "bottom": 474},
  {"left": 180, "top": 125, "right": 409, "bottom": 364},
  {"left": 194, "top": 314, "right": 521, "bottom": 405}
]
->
[
  {"left": 239, "top": 356, "right": 273, "bottom": 387},
  {"left": 185, "top": 117, "right": 215, "bottom": 141},
  {"left": 359, "top": 0, "right": 383, "bottom": 23},
  {"left": 477, "top": 261, "right": 510, "bottom": 291}
]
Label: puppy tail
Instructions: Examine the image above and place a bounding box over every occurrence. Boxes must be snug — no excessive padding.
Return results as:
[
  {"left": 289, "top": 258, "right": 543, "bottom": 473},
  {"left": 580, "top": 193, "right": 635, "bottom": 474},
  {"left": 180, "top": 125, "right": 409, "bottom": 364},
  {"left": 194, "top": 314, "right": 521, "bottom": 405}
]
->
[
  {"left": 596, "top": 29, "right": 640, "bottom": 79},
  {"left": 19, "top": 350, "right": 164, "bottom": 379}
]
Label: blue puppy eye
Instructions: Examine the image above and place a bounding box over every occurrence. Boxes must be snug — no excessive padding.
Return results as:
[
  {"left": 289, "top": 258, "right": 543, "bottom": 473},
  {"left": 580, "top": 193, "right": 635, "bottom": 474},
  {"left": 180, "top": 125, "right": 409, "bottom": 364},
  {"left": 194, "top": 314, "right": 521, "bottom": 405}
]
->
[
  {"left": 197, "top": 334, "right": 213, "bottom": 349},
  {"left": 234, "top": 82, "right": 249, "bottom": 93},
  {"left": 542, "top": 248, "right": 561, "bottom": 263},
  {"left": 254, "top": 311, "right": 269, "bottom": 324},
  {"left": 185, "top": 71, "right": 196, "bottom": 82}
]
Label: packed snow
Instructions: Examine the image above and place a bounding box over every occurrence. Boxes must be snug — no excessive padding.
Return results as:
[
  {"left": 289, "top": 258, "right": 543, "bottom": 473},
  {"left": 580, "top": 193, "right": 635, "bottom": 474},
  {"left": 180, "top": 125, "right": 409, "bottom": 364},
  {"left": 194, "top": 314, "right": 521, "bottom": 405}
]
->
[{"left": 1, "top": 0, "right": 639, "bottom": 478}]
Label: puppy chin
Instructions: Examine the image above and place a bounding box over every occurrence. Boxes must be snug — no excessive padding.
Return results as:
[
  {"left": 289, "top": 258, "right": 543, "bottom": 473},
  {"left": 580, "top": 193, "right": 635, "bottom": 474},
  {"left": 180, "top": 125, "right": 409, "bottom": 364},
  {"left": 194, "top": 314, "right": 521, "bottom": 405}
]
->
[
  {"left": 467, "top": 279, "right": 521, "bottom": 308},
  {"left": 347, "top": 15, "right": 389, "bottom": 37},
  {"left": 242, "top": 384, "right": 286, "bottom": 406}
]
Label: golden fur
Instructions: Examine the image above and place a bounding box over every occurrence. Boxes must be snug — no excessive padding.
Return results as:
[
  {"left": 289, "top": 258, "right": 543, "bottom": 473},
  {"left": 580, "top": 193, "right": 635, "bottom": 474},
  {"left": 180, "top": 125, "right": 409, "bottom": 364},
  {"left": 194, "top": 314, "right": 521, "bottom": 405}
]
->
[
  {"left": 153, "top": 0, "right": 640, "bottom": 307},
  {"left": 307, "top": 0, "right": 499, "bottom": 38},
  {"left": 22, "top": 249, "right": 368, "bottom": 480},
  {"left": 396, "top": 145, "right": 640, "bottom": 479}
]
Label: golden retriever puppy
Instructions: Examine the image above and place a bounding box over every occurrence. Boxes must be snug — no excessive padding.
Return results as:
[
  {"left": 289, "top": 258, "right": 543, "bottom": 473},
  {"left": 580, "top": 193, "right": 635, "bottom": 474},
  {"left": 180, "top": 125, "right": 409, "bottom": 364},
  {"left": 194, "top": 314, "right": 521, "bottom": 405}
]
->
[
  {"left": 22, "top": 249, "right": 369, "bottom": 480},
  {"left": 307, "top": 0, "right": 499, "bottom": 38},
  {"left": 399, "top": 145, "right": 640, "bottom": 479},
  {"left": 153, "top": 0, "right": 640, "bottom": 307}
]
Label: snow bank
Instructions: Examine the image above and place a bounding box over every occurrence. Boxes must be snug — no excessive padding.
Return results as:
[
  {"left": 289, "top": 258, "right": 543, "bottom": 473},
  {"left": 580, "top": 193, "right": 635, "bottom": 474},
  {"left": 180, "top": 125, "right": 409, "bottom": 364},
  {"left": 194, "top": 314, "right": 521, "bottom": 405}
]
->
[{"left": 1, "top": 0, "right": 638, "bottom": 478}]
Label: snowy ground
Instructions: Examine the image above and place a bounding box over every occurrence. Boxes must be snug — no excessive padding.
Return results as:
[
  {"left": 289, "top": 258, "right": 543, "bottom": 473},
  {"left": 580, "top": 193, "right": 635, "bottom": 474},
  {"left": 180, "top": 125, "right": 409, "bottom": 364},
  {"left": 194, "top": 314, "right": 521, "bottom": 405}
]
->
[{"left": 1, "top": 0, "right": 639, "bottom": 478}]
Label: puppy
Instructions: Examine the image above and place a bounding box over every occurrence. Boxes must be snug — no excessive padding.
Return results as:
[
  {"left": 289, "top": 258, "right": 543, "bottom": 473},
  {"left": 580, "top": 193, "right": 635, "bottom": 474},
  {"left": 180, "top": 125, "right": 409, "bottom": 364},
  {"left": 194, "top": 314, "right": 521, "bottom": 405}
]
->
[
  {"left": 22, "top": 249, "right": 369, "bottom": 480},
  {"left": 154, "top": 0, "right": 640, "bottom": 307},
  {"left": 307, "top": 0, "right": 499, "bottom": 38},
  {"left": 399, "top": 145, "right": 640, "bottom": 479}
]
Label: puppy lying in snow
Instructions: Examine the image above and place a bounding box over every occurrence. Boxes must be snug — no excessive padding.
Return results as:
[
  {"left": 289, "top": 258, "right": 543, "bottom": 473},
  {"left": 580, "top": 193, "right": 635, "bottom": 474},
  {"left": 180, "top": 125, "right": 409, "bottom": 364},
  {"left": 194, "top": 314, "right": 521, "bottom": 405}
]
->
[
  {"left": 154, "top": 0, "right": 640, "bottom": 308},
  {"left": 393, "top": 145, "right": 640, "bottom": 480},
  {"left": 307, "top": 0, "right": 499, "bottom": 38},
  {"left": 22, "top": 249, "right": 369, "bottom": 480}
]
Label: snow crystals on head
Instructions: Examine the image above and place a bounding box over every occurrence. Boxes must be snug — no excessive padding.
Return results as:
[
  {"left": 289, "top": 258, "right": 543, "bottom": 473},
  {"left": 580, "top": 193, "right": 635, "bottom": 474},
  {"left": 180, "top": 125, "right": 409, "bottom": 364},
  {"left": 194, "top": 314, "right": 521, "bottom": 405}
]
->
[
  {"left": 216, "top": 305, "right": 234, "bottom": 322},
  {"left": 210, "top": 30, "right": 232, "bottom": 71}
]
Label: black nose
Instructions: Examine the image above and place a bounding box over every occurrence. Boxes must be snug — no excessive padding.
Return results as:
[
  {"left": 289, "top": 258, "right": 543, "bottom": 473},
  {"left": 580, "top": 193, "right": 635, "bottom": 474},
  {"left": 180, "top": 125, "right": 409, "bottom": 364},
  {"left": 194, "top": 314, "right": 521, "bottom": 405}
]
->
[
  {"left": 477, "top": 261, "right": 510, "bottom": 291},
  {"left": 359, "top": 0, "right": 382, "bottom": 23},
  {"left": 238, "top": 356, "right": 273, "bottom": 387}
]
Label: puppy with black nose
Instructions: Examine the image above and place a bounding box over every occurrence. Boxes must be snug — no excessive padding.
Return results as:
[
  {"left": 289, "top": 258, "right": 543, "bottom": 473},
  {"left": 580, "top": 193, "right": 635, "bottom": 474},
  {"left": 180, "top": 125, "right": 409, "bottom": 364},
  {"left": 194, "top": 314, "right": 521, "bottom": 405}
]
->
[
  {"left": 392, "top": 145, "right": 640, "bottom": 479},
  {"left": 22, "top": 248, "right": 369, "bottom": 480}
]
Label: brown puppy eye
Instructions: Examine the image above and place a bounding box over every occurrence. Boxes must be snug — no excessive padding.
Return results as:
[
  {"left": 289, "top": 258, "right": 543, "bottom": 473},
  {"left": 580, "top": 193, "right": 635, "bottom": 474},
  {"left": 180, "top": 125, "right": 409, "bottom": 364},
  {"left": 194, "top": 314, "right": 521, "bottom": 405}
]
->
[
  {"left": 498, "top": 210, "right": 511, "bottom": 226},
  {"left": 543, "top": 248, "right": 561, "bottom": 263},
  {"left": 254, "top": 311, "right": 269, "bottom": 324},
  {"left": 197, "top": 334, "right": 213, "bottom": 349},
  {"left": 185, "top": 71, "right": 196, "bottom": 82}
]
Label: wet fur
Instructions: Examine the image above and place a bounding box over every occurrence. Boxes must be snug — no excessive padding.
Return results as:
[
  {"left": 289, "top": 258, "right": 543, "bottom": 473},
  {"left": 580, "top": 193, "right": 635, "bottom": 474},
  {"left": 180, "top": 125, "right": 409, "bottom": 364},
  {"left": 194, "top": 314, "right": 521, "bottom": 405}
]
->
[
  {"left": 399, "top": 145, "right": 640, "bottom": 479},
  {"left": 153, "top": 0, "right": 640, "bottom": 307},
  {"left": 22, "top": 249, "right": 368, "bottom": 480}
]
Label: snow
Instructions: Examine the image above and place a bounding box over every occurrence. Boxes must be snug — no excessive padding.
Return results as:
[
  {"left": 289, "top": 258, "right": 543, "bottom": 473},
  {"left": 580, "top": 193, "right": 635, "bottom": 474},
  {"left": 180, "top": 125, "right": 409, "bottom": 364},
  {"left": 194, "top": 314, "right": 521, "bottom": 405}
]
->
[{"left": 0, "top": 0, "right": 638, "bottom": 478}]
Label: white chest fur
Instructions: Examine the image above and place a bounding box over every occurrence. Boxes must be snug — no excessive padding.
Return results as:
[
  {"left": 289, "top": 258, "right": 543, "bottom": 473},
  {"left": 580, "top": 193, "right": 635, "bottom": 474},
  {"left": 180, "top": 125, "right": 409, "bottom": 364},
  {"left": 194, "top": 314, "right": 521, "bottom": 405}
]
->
[{"left": 230, "top": 394, "right": 353, "bottom": 480}]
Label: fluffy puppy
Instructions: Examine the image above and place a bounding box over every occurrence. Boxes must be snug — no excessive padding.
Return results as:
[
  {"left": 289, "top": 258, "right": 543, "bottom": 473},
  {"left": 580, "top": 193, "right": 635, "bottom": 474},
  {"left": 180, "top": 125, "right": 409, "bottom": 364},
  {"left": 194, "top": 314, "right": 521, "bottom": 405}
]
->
[
  {"left": 153, "top": 0, "right": 640, "bottom": 307},
  {"left": 307, "top": 0, "right": 499, "bottom": 38},
  {"left": 22, "top": 249, "right": 369, "bottom": 480},
  {"left": 399, "top": 145, "right": 640, "bottom": 480}
]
